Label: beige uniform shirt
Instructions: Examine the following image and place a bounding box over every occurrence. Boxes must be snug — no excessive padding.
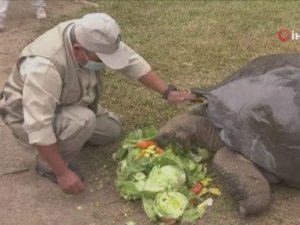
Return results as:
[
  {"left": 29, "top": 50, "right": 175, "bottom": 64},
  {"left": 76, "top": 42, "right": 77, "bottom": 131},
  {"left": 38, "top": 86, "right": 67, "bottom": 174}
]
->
[{"left": 20, "top": 44, "right": 151, "bottom": 145}]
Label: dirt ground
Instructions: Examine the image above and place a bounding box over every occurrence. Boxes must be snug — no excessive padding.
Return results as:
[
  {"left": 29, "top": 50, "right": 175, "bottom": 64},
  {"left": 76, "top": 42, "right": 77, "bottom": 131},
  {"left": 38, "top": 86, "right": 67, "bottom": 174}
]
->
[{"left": 0, "top": 1, "right": 300, "bottom": 225}]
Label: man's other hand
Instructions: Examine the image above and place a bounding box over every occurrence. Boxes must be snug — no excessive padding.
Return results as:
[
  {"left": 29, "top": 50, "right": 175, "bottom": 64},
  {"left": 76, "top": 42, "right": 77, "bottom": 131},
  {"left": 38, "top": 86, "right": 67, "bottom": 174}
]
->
[{"left": 57, "top": 169, "right": 85, "bottom": 194}]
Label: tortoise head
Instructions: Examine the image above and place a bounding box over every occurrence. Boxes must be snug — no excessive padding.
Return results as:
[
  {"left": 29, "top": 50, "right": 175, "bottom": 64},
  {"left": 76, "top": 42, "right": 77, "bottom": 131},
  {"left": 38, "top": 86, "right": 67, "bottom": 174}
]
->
[{"left": 189, "top": 88, "right": 209, "bottom": 117}]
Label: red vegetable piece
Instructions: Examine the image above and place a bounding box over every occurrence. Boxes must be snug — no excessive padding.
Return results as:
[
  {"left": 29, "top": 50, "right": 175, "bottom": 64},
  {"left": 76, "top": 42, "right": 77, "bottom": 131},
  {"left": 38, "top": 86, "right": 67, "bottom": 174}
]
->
[
  {"left": 136, "top": 140, "right": 156, "bottom": 149},
  {"left": 191, "top": 182, "right": 202, "bottom": 195}
]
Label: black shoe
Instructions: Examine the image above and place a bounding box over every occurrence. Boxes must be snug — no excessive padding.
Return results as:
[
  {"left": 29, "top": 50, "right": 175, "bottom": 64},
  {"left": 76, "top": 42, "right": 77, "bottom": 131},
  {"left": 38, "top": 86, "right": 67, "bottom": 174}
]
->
[{"left": 35, "top": 163, "right": 85, "bottom": 184}]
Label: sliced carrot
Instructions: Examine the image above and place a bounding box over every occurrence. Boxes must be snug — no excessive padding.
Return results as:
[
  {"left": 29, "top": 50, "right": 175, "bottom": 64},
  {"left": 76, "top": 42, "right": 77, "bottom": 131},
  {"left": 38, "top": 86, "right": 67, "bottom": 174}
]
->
[{"left": 136, "top": 140, "right": 156, "bottom": 149}]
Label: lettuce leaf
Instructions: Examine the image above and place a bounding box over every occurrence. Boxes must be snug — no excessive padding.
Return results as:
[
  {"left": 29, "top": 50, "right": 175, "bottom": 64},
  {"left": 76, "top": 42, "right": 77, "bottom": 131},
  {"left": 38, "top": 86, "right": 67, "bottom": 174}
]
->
[
  {"left": 153, "top": 191, "right": 188, "bottom": 219},
  {"left": 115, "top": 127, "right": 220, "bottom": 224},
  {"left": 143, "top": 165, "right": 186, "bottom": 196}
]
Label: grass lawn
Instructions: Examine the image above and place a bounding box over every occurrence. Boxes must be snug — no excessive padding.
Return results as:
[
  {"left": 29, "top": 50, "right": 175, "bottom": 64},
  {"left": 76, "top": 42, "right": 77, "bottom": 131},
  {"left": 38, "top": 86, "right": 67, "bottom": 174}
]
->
[
  {"left": 78, "top": 1, "right": 300, "bottom": 133},
  {"left": 38, "top": 1, "right": 300, "bottom": 132},
  {"left": 36, "top": 1, "right": 300, "bottom": 224}
]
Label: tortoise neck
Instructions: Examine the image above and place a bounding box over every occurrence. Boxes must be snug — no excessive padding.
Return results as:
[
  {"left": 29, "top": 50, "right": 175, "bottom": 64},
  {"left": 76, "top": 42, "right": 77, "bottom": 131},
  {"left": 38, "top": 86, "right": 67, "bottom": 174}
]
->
[{"left": 197, "top": 117, "right": 224, "bottom": 151}]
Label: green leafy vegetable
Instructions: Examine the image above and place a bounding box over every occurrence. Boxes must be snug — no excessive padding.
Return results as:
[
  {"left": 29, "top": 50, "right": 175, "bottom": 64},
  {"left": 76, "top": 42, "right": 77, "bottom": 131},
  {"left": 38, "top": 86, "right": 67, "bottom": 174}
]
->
[
  {"left": 181, "top": 206, "right": 205, "bottom": 223},
  {"left": 115, "top": 127, "right": 221, "bottom": 224},
  {"left": 153, "top": 191, "right": 188, "bottom": 219},
  {"left": 142, "top": 197, "right": 156, "bottom": 221},
  {"left": 143, "top": 165, "right": 186, "bottom": 195}
]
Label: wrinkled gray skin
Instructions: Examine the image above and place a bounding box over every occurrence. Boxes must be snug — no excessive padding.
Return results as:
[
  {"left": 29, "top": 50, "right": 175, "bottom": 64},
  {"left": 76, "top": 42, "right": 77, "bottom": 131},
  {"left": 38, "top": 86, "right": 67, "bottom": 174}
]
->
[
  {"left": 156, "top": 104, "right": 272, "bottom": 217},
  {"left": 156, "top": 54, "right": 300, "bottom": 217}
]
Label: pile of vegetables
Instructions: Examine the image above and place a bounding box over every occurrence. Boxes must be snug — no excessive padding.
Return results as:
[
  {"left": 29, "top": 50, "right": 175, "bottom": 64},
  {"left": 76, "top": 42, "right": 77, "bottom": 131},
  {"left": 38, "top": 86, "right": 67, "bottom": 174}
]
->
[{"left": 114, "top": 127, "right": 221, "bottom": 225}]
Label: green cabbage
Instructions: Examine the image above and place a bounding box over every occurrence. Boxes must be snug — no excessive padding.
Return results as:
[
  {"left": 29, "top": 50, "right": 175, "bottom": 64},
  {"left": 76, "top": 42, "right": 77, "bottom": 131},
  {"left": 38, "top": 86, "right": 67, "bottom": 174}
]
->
[
  {"left": 153, "top": 191, "right": 188, "bottom": 219},
  {"left": 143, "top": 165, "right": 186, "bottom": 195}
]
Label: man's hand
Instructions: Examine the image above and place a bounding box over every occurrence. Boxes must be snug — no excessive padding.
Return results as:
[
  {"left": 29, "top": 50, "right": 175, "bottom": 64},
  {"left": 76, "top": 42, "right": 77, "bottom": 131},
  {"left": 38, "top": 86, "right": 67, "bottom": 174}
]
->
[
  {"left": 37, "top": 143, "right": 85, "bottom": 194},
  {"left": 57, "top": 168, "right": 85, "bottom": 194},
  {"left": 138, "top": 71, "right": 194, "bottom": 103},
  {"left": 167, "top": 91, "right": 193, "bottom": 103}
]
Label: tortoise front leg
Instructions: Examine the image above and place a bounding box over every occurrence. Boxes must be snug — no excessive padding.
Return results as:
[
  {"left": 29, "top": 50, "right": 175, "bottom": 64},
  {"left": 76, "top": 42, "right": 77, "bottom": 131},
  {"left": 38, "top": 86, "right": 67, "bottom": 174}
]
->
[{"left": 212, "top": 147, "right": 271, "bottom": 217}]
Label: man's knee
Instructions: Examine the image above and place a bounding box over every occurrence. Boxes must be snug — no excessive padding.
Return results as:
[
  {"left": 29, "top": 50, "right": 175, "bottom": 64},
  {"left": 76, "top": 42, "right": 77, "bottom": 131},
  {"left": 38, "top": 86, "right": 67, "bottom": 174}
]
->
[
  {"left": 98, "top": 116, "right": 121, "bottom": 144},
  {"left": 88, "top": 115, "right": 121, "bottom": 146},
  {"left": 55, "top": 106, "right": 96, "bottom": 141},
  {"left": 106, "top": 118, "right": 121, "bottom": 142}
]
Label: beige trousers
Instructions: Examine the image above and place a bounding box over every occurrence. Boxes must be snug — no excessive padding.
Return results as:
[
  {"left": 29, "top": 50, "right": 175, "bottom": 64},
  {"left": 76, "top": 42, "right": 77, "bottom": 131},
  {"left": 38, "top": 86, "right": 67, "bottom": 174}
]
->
[{"left": 3, "top": 106, "right": 121, "bottom": 170}]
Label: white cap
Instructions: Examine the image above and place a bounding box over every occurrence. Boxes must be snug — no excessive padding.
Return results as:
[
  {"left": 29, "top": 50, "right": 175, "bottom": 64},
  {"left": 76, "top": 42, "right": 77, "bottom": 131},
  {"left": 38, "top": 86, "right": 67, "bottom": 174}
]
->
[{"left": 74, "top": 13, "right": 129, "bottom": 69}]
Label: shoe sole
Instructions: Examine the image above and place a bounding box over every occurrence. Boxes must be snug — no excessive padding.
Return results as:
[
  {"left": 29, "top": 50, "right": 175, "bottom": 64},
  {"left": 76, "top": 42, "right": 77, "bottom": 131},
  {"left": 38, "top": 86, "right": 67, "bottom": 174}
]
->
[
  {"left": 35, "top": 164, "right": 84, "bottom": 184},
  {"left": 35, "top": 167, "right": 58, "bottom": 183}
]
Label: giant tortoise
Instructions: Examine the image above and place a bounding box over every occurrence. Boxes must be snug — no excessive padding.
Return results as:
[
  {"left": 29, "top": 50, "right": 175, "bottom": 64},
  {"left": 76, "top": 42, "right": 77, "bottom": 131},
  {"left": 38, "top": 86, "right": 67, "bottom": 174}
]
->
[{"left": 156, "top": 54, "right": 300, "bottom": 217}]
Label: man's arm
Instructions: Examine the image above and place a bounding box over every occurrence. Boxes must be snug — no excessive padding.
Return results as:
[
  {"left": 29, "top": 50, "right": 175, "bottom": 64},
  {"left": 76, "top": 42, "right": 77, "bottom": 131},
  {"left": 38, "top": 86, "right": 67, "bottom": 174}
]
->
[
  {"left": 137, "top": 70, "right": 168, "bottom": 93},
  {"left": 138, "top": 70, "right": 193, "bottom": 102},
  {"left": 20, "top": 57, "right": 84, "bottom": 194},
  {"left": 116, "top": 43, "right": 193, "bottom": 102}
]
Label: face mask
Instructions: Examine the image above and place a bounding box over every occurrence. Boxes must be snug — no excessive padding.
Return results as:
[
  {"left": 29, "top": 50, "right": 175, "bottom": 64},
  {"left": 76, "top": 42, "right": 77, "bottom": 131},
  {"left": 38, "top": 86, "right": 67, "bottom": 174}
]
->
[
  {"left": 83, "top": 61, "right": 105, "bottom": 71},
  {"left": 81, "top": 50, "right": 105, "bottom": 72}
]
